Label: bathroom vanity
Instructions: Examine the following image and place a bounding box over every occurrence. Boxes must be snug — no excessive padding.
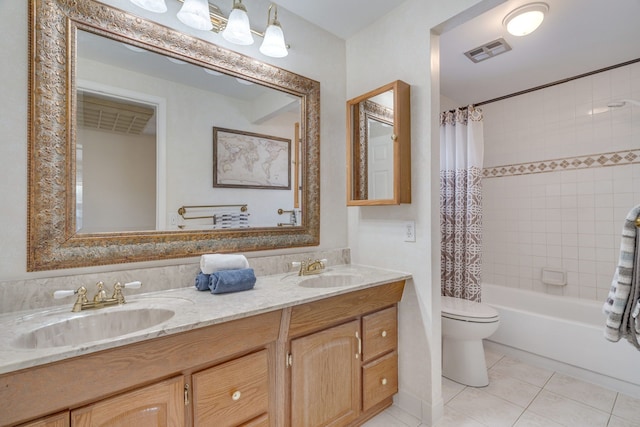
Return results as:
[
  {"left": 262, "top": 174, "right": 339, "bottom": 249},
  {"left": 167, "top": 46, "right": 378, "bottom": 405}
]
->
[{"left": 0, "top": 265, "right": 408, "bottom": 427}]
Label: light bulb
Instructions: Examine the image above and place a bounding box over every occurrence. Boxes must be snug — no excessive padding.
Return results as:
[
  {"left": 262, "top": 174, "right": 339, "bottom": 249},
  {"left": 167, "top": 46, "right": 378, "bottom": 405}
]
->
[
  {"left": 222, "top": 4, "right": 254, "bottom": 45},
  {"left": 260, "top": 23, "right": 288, "bottom": 58},
  {"left": 177, "top": 0, "right": 214, "bottom": 31}
]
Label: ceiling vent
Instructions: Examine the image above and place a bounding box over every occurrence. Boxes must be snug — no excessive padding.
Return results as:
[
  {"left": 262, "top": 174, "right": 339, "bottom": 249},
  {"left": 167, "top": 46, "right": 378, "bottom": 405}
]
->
[
  {"left": 464, "top": 38, "right": 512, "bottom": 63},
  {"left": 78, "top": 92, "right": 154, "bottom": 135}
]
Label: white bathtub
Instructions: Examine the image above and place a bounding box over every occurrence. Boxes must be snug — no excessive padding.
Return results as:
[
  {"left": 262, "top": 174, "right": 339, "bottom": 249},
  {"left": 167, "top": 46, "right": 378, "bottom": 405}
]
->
[{"left": 482, "top": 283, "right": 640, "bottom": 397}]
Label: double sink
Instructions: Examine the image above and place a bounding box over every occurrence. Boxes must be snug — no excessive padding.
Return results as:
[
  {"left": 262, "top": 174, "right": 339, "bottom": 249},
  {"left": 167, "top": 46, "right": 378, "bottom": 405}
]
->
[{"left": 7, "top": 271, "right": 364, "bottom": 351}]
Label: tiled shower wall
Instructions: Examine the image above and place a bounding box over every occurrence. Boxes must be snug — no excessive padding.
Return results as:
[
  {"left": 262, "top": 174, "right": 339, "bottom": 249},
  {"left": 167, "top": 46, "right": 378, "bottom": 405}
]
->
[{"left": 481, "top": 61, "right": 640, "bottom": 301}]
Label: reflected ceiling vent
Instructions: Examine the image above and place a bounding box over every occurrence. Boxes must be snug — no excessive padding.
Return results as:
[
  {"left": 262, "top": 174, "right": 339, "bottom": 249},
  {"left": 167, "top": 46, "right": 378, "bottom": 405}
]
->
[
  {"left": 464, "top": 38, "right": 512, "bottom": 63},
  {"left": 78, "top": 92, "right": 154, "bottom": 135}
]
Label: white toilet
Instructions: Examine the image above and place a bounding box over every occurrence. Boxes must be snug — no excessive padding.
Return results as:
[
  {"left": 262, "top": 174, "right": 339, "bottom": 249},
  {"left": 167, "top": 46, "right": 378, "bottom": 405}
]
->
[{"left": 441, "top": 296, "right": 500, "bottom": 387}]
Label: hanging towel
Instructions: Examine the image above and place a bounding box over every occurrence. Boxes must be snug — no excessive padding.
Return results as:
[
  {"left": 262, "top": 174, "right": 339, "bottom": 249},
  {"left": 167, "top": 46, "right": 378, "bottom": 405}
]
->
[
  {"left": 194, "top": 271, "right": 211, "bottom": 291},
  {"left": 209, "top": 268, "right": 256, "bottom": 294},
  {"left": 213, "top": 212, "right": 250, "bottom": 229},
  {"left": 200, "top": 254, "right": 249, "bottom": 275},
  {"left": 603, "top": 204, "right": 640, "bottom": 348}
]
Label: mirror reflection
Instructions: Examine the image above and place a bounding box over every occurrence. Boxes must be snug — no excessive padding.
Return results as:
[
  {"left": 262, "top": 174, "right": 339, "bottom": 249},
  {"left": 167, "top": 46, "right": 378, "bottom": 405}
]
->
[
  {"left": 359, "top": 91, "right": 394, "bottom": 200},
  {"left": 347, "top": 80, "right": 411, "bottom": 206},
  {"left": 76, "top": 30, "right": 302, "bottom": 233}
]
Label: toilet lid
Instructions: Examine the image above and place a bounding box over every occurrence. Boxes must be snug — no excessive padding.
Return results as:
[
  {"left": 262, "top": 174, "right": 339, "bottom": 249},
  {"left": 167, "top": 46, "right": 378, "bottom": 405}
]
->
[{"left": 441, "top": 296, "right": 500, "bottom": 323}]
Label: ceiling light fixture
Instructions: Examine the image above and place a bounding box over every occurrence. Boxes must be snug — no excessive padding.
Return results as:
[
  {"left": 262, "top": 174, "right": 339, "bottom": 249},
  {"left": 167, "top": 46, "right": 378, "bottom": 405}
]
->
[
  {"left": 503, "top": 2, "right": 549, "bottom": 37},
  {"left": 129, "top": 0, "right": 289, "bottom": 58}
]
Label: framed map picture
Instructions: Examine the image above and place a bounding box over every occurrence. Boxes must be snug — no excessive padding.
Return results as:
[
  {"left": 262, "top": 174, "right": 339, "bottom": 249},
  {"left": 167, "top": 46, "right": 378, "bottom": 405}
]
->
[{"left": 213, "top": 127, "right": 292, "bottom": 190}]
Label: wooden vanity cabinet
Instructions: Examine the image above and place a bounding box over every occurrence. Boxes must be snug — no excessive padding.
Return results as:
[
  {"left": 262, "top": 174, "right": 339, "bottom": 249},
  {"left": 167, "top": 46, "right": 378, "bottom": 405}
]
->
[
  {"left": 5, "top": 280, "right": 405, "bottom": 427},
  {"left": 1, "top": 310, "right": 281, "bottom": 427},
  {"left": 286, "top": 280, "right": 404, "bottom": 427}
]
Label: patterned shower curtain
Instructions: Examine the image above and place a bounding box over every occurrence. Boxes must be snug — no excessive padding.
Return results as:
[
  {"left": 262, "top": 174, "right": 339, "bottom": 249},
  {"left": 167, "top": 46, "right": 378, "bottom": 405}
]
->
[{"left": 440, "top": 106, "right": 484, "bottom": 302}]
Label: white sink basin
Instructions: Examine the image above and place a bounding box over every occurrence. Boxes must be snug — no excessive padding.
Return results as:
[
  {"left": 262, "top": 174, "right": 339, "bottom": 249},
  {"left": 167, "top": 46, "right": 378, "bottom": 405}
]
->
[
  {"left": 12, "top": 307, "right": 175, "bottom": 349},
  {"left": 298, "top": 273, "right": 363, "bottom": 288}
]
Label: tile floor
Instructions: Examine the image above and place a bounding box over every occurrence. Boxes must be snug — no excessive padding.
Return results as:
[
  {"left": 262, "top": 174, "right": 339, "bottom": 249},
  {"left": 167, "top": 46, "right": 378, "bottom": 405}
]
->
[{"left": 362, "top": 347, "right": 640, "bottom": 427}]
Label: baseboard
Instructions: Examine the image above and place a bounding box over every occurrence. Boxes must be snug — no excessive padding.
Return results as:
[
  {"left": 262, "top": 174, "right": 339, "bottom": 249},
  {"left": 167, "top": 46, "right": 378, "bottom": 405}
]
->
[
  {"left": 394, "top": 390, "right": 444, "bottom": 426},
  {"left": 485, "top": 340, "right": 640, "bottom": 399}
]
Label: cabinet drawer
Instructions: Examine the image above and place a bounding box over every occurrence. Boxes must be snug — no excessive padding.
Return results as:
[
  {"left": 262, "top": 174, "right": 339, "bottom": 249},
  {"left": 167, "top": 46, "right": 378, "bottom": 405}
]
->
[
  {"left": 240, "top": 413, "right": 269, "bottom": 427},
  {"left": 362, "top": 305, "right": 397, "bottom": 362},
  {"left": 362, "top": 351, "right": 398, "bottom": 412},
  {"left": 193, "top": 350, "right": 269, "bottom": 427}
]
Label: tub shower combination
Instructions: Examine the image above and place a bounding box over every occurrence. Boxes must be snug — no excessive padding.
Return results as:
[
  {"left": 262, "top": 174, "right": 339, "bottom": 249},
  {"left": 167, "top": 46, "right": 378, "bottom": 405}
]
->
[{"left": 482, "top": 283, "right": 640, "bottom": 397}]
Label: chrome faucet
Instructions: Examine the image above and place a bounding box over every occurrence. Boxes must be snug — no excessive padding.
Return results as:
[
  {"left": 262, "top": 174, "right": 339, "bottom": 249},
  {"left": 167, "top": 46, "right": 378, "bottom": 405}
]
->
[
  {"left": 54, "top": 281, "right": 142, "bottom": 312},
  {"left": 297, "top": 258, "right": 326, "bottom": 276}
]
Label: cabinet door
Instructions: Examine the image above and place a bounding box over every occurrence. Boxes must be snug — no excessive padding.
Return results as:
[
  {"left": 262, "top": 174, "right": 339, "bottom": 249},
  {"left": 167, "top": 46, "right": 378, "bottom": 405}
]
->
[
  {"left": 192, "top": 350, "right": 269, "bottom": 427},
  {"left": 20, "top": 412, "right": 69, "bottom": 427},
  {"left": 290, "top": 319, "right": 360, "bottom": 427},
  {"left": 71, "top": 376, "right": 184, "bottom": 427}
]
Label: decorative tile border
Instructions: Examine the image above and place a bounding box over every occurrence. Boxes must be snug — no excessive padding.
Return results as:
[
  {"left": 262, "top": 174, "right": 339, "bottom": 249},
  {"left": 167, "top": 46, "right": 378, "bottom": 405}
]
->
[{"left": 483, "top": 149, "right": 640, "bottom": 178}]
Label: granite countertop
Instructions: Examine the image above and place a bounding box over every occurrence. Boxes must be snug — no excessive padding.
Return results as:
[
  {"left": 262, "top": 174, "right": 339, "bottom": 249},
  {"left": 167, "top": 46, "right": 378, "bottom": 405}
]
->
[{"left": 0, "top": 264, "right": 410, "bottom": 375}]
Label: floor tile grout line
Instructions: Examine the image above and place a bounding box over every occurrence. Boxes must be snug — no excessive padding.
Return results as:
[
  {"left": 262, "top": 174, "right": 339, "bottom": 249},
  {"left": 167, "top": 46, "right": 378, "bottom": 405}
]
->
[
  {"left": 511, "top": 371, "right": 554, "bottom": 427},
  {"left": 542, "top": 373, "right": 620, "bottom": 417}
]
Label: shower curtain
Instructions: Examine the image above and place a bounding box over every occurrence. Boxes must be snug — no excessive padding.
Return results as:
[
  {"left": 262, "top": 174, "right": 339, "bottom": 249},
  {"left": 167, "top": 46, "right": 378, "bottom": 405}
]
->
[{"left": 440, "top": 106, "right": 484, "bottom": 302}]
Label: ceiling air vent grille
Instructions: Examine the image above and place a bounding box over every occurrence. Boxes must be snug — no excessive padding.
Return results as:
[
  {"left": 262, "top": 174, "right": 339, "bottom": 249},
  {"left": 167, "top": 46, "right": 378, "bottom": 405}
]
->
[
  {"left": 464, "top": 38, "right": 512, "bottom": 63},
  {"left": 78, "top": 93, "right": 154, "bottom": 135}
]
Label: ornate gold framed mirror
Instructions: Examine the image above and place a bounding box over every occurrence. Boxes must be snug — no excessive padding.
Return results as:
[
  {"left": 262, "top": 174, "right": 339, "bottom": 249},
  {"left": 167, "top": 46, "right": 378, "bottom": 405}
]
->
[{"left": 28, "top": 0, "right": 320, "bottom": 271}]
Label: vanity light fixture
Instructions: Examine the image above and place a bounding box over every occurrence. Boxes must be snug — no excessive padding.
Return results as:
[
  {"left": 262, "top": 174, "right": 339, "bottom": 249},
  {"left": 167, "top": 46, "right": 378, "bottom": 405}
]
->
[
  {"left": 177, "top": 0, "right": 214, "bottom": 31},
  {"left": 222, "top": 0, "right": 254, "bottom": 45},
  {"left": 129, "top": 0, "right": 289, "bottom": 58},
  {"left": 503, "top": 2, "right": 549, "bottom": 37},
  {"left": 259, "top": 4, "right": 288, "bottom": 58}
]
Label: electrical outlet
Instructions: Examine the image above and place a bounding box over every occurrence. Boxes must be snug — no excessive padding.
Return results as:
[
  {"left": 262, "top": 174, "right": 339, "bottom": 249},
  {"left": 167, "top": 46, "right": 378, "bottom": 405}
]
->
[{"left": 404, "top": 221, "right": 416, "bottom": 242}]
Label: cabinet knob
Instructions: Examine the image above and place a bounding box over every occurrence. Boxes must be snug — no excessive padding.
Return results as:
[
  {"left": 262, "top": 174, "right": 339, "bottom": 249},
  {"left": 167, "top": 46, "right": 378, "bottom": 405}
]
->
[
  {"left": 232, "top": 390, "right": 241, "bottom": 401},
  {"left": 381, "top": 330, "right": 387, "bottom": 338},
  {"left": 381, "top": 378, "right": 388, "bottom": 386}
]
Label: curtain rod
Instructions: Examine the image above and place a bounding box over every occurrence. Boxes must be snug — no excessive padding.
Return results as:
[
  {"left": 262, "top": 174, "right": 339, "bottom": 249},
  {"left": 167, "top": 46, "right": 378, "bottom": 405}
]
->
[{"left": 474, "top": 57, "right": 640, "bottom": 107}]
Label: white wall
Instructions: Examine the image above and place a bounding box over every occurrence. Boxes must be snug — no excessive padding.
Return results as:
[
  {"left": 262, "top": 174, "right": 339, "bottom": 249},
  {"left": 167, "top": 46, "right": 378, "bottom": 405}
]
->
[
  {"left": 482, "top": 62, "right": 640, "bottom": 301},
  {"left": 79, "top": 128, "right": 157, "bottom": 232},
  {"left": 0, "top": 0, "right": 346, "bottom": 280},
  {"left": 345, "top": 0, "right": 483, "bottom": 423}
]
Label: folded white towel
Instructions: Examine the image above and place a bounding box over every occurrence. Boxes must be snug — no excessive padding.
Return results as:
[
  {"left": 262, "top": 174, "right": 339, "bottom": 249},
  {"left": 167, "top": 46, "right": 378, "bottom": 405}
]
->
[{"left": 200, "top": 254, "right": 249, "bottom": 275}]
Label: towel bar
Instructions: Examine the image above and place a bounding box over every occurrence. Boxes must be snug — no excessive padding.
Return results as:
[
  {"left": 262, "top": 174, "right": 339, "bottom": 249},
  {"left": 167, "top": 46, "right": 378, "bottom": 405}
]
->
[{"left": 178, "top": 204, "right": 248, "bottom": 221}]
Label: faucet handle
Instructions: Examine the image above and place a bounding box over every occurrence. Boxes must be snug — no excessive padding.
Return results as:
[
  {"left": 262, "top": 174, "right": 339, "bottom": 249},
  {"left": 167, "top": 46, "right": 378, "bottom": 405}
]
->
[
  {"left": 53, "top": 289, "right": 76, "bottom": 299},
  {"left": 112, "top": 281, "right": 142, "bottom": 304},
  {"left": 53, "top": 286, "right": 88, "bottom": 300},
  {"left": 53, "top": 286, "right": 88, "bottom": 312},
  {"left": 123, "top": 281, "right": 142, "bottom": 289}
]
